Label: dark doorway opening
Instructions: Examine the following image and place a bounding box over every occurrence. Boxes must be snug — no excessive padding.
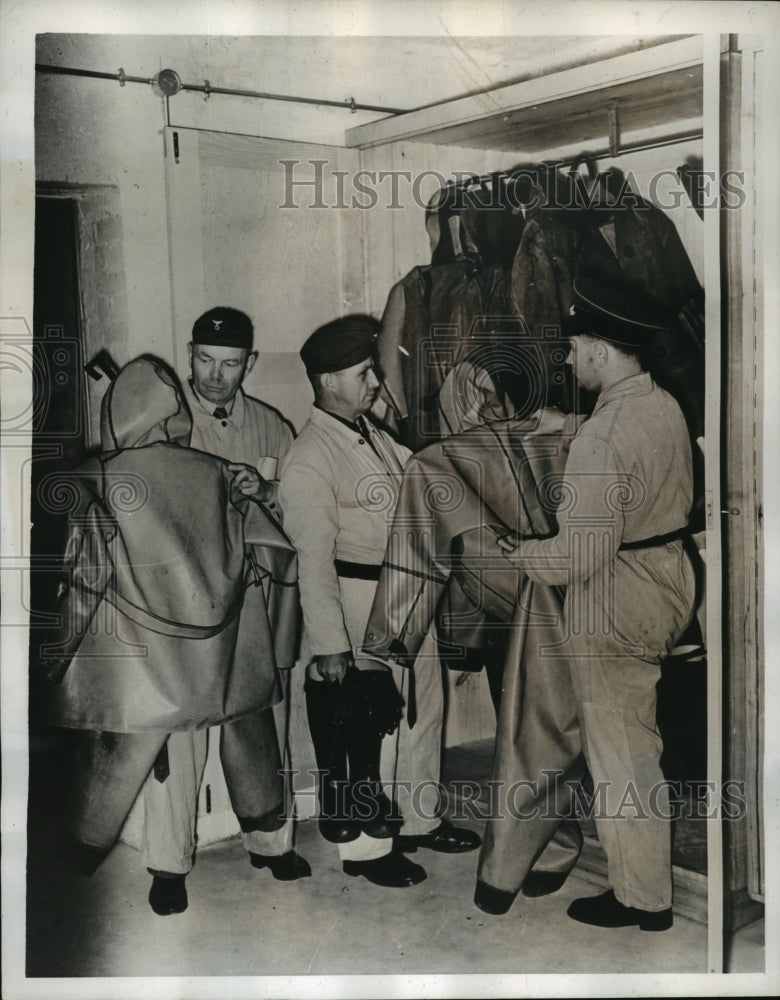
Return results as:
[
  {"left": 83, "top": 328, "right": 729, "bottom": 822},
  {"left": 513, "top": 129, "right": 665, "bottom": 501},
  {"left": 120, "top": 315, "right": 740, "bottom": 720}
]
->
[
  {"left": 29, "top": 196, "right": 87, "bottom": 617},
  {"left": 27, "top": 197, "right": 89, "bottom": 975}
]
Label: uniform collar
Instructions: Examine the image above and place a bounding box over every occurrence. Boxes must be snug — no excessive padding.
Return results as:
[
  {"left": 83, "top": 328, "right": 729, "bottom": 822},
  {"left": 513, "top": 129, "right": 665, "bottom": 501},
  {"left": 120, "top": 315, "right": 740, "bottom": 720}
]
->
[
  {"left": 310, "top": 404, "right": 368, "bottom": 442},
  {"left": 592, "top": 371, "right": 652, "bottom": 414},
  {"left": 314, "top": 403, "right": 368, "bottom": 435},
  {"left": 186, "top": 379, "right": 246, "bottom": 427}
]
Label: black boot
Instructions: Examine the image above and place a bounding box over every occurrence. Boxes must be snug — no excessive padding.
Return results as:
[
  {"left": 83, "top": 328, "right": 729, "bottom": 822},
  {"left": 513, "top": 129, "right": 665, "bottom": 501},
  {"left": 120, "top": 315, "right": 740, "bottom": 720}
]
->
[
  {"left": 304, "top": 677, "right": 360, "bottom": 843},
  {"left": 344, "top": 717, "right": 401, "bottom": 840},
  {"left": 148, "top": 871, "right": 188, "bottom": 916}
]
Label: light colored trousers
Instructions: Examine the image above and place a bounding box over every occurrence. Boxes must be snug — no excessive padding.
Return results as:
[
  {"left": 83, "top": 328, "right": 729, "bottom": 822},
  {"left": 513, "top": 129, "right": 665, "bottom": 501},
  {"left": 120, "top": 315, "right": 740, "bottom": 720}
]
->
[
  {"left": 141, "top": 693, "right": 293, "bottom": 875},
  {"left": 140, "top": 727, "right": 292, "bottom": 875},
  {"left": 565, "top": 546, "right": 695, "bottom": 912}
]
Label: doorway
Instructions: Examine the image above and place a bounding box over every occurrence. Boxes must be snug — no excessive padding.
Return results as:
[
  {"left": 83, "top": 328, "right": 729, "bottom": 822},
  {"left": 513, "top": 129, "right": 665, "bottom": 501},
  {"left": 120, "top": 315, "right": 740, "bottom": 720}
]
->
[{"left": 27, "top": 197, "right": 89, "bottom": 971}]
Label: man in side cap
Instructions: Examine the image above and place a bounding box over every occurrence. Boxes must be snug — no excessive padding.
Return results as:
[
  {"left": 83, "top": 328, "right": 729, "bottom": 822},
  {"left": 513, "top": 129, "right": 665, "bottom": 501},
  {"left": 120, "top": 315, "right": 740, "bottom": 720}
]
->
[
  {"left": 184, "top": 306, "right": 293, "bottom": 514},
  {"left": 492, "top": 277, "right": 696, "bottom": 929},
  {"left": 131, "top": 306, "right": 309, "bottom": 910},
  {"left": 35, "top": 356, "right": 304, "bottom": 917},
  {"left": 279, "top": 314, "right": 481, "bottom": 888}
]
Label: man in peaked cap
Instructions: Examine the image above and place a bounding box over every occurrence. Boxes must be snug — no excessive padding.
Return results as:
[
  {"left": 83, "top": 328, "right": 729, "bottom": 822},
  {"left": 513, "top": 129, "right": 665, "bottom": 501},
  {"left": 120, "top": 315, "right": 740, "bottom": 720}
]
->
[
  {"left": 490, "top": 277, "right": 696, "bottom": 929},
  {"left": 279, "top": 314, "right": 481, "bottom": 888}
]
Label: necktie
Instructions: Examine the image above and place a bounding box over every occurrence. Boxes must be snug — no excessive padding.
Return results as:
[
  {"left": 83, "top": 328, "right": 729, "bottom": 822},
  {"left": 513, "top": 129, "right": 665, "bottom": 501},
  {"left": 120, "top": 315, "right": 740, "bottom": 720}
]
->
[
  {"left": 213, "top": 407, "right": 228, "bottom": 420},
  {"left": 153, "top": 740, "right": 170, "bottom": 783},
  {"left": 406, "top": 663, "right": 417, "bottom": 729}
]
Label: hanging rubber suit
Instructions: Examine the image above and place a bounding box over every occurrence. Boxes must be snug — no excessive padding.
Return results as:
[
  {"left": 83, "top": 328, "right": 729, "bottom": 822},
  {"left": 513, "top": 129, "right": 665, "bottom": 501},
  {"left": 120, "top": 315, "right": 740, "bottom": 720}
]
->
[
  {"left": 376, "top": 184, "right": 527, "bottom": 454},
  {"left": 507, "top": 165, "right": 704, "bottom": 430},
  {"left": 508, "top": 168, "right": 594, "bottom": 416},
  {"left": 33, "top": 356, "right": 301, "bottom": 864},
  {"left": 508, "top": 164, "right": 705, "bottom": 528},
  {"left": 363, "top": 409, "right": 588, "bottom": 889},
  {"left": 572, "top": 167, "right": 705, "bottom": 440}
]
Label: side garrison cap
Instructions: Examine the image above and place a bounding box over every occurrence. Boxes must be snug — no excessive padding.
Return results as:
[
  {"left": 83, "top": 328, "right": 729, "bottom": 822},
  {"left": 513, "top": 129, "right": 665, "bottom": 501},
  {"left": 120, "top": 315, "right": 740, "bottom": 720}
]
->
[{"left": 192, "top": 307, "right": 254, "bottom": 350}]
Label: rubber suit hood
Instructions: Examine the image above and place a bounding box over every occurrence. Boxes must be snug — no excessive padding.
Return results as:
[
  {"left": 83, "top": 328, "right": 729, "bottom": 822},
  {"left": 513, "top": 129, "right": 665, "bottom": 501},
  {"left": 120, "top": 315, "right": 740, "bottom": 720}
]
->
[{"left": 100, "top": 356, "right": 192, "bottom": 450}]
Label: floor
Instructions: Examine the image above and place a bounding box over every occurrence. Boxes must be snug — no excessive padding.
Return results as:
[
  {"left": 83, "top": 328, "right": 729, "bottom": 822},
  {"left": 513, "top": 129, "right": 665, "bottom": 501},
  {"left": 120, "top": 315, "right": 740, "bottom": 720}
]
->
[{"left": 24, "top": 738, "right": 765, "bottom": 982}]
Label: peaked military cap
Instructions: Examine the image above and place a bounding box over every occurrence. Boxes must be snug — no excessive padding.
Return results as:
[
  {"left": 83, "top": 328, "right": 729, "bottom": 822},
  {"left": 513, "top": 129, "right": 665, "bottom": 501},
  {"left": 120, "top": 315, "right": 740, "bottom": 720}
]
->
[
  {"left": 192, "top": 307, "right": 254, "bottom": 350},
  {"left": 568, "top": 276, "right": 668, "bottom": 349},
  {"left": 300, "top": 314, "right": 380, "bottom": 375}
]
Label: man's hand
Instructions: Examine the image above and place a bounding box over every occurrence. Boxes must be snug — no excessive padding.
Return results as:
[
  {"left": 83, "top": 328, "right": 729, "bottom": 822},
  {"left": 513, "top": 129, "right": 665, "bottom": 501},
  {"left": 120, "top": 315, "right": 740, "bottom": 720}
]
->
[
  {"left": 496, "top": 532, "right": 520, "bottom": 554},
  {"left": 485, "top": 522, "right": 520, "bottom": 554},
  {"left": 229, "top": 463, "right": 273, "bottom": 501},
  {"left": 315, "top": 651, "right": 353, "bottom": 683},
  {"left": 530, "top": 406, "right": 567, "bottom": 436}
]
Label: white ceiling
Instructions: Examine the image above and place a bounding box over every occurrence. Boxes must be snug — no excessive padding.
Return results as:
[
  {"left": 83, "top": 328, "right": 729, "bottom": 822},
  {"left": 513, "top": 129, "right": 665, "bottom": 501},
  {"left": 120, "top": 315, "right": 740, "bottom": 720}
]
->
[{"left": 36, "top": 33, "right": 690, "bottom": 121}]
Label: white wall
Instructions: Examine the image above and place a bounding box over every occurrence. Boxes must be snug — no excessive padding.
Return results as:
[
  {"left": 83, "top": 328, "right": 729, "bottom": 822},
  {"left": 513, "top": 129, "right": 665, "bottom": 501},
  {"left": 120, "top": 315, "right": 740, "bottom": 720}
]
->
[{"left": 36, "top": 69, "right": 171, "bottom": 366}]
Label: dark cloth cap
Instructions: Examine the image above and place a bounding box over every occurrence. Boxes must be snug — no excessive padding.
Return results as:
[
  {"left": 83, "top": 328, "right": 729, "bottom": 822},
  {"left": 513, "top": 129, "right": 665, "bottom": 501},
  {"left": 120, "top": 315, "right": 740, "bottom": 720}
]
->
[
  {"left": 567, "top": 276, "right": 668, "bottom": 349},
  {"left": 192, "top": 307, "right": 254, "bottom": 350},
  {"left": 300, "top": 314, "right": 380, "bottom": 375}
]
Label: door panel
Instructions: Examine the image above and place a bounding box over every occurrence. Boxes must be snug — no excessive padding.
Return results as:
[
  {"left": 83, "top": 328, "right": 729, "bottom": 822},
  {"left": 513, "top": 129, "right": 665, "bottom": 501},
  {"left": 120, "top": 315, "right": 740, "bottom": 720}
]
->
[{"left": 163, "top": 126, "right": 365, "bottom": 832}]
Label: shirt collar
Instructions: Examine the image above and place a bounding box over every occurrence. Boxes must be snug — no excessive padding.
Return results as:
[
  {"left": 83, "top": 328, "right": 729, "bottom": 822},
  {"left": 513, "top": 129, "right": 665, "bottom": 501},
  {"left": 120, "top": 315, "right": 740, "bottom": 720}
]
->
[
  {"left": 187, "top": 379, "right": 246, "bottom": 426},
  {"left": 313, "top": 402, "right": 364, "bottom": 436},
  {"left": 593, "top": 371, "right": 652, "bottom": 414},
  {"left": 310, "top": 404, "right": 370, "bottom": 443}
]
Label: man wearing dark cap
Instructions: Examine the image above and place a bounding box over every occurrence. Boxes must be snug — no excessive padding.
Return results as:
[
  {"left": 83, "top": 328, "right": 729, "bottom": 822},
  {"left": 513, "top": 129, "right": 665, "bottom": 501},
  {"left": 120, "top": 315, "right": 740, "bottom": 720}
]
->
[
  {"left": 37, "top": 356, "right": 305, "bottom": 919},
  {"left": 185, "top": 307, "right": 293, "bottom": 512},
  {"left": 130, "top": 306, "right": 308, "bottom": 914},
  {"left": 494, "top": 277, "right": 696, "bottom": 930},
  {"left": 279, "top": 314, "right": 480, "bottom": 887}
]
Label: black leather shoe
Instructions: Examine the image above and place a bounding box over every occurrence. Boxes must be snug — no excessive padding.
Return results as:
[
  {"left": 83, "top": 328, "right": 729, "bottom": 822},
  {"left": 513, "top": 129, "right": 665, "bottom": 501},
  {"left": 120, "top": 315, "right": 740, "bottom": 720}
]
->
[
  {"left": 343, "top": 850, "right": 426, "bottom": 887},
  {"left": 567, "top": 890, "right": 673, "bottom": 931},
  {"left": 249, "top": 850, "right": 312, "bottom": 881},
  {"left": 395, "top": 819, "right": 482, "bottom": 854},
  {"left": 521, "top": 870, "right": 570, "bottom": 897},
  {"left": 148, "top": 874, "right": 188, "bottom": 915},
  {"left": 474, "top": 879, "right": 517, "bottom": 915}
]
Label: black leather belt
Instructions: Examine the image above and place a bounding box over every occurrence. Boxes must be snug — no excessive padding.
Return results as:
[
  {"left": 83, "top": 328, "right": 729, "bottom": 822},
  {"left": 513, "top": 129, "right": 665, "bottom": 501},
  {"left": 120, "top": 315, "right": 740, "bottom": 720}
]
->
[
  {"left": 620, "top": 527, "right": 689, "bottom": 551},
  {"left": 335, "top": 559, "right": 383, "bottom": 581}
]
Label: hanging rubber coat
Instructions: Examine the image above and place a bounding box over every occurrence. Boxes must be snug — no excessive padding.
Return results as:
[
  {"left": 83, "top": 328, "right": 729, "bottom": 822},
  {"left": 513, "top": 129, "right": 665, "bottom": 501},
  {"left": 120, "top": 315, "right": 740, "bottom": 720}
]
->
[
  {"left": 377, "top": 255, "right": 516, "bottom": 452},
  {"left": 509, "top": 207, "right": 586, "bottom": 414},
  {"left": 574, "top": 193, "right": 705, "bottom": 437},
  {"left": 36, "top": 356, "right": 300, "bottom": 734}
]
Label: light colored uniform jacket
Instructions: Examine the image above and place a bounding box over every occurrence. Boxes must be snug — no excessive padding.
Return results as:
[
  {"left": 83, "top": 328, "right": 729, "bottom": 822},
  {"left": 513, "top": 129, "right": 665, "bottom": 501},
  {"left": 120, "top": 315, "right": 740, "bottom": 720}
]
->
[
  {"left": 519, "top": 371, "right": 695, "bottom": 656},
  {"left": 515, "top": 371, "right": 696, "bottom": 912},
  {"left": 278, "top": 405, "right": 410, "bottom": 656},
  {"left": 183, "top": 380, "right": 294, "bottom": 515}
]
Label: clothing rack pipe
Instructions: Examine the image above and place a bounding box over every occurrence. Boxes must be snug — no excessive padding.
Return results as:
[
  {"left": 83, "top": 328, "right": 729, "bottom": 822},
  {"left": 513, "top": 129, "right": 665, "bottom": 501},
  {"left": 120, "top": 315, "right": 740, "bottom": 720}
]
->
[
  {"left": 442, "top": 129, "right": 704, "bottom": 192},
  {"left": 34, "top": 63, "right": 406, "bottom": 116}
]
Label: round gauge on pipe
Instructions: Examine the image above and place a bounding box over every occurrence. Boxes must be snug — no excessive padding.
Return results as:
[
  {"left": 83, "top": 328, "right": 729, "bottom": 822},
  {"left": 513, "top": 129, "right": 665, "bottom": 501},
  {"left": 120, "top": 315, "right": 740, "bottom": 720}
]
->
[{"left": 151, "top": 68, "right": 182, "bottom": 98}]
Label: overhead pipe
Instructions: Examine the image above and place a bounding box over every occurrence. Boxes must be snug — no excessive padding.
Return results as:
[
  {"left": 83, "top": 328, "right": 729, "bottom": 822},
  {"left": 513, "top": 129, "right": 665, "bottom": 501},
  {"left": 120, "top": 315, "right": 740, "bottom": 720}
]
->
[{"left": 35, "top": 63, "right": 406, "bottom": 115}]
